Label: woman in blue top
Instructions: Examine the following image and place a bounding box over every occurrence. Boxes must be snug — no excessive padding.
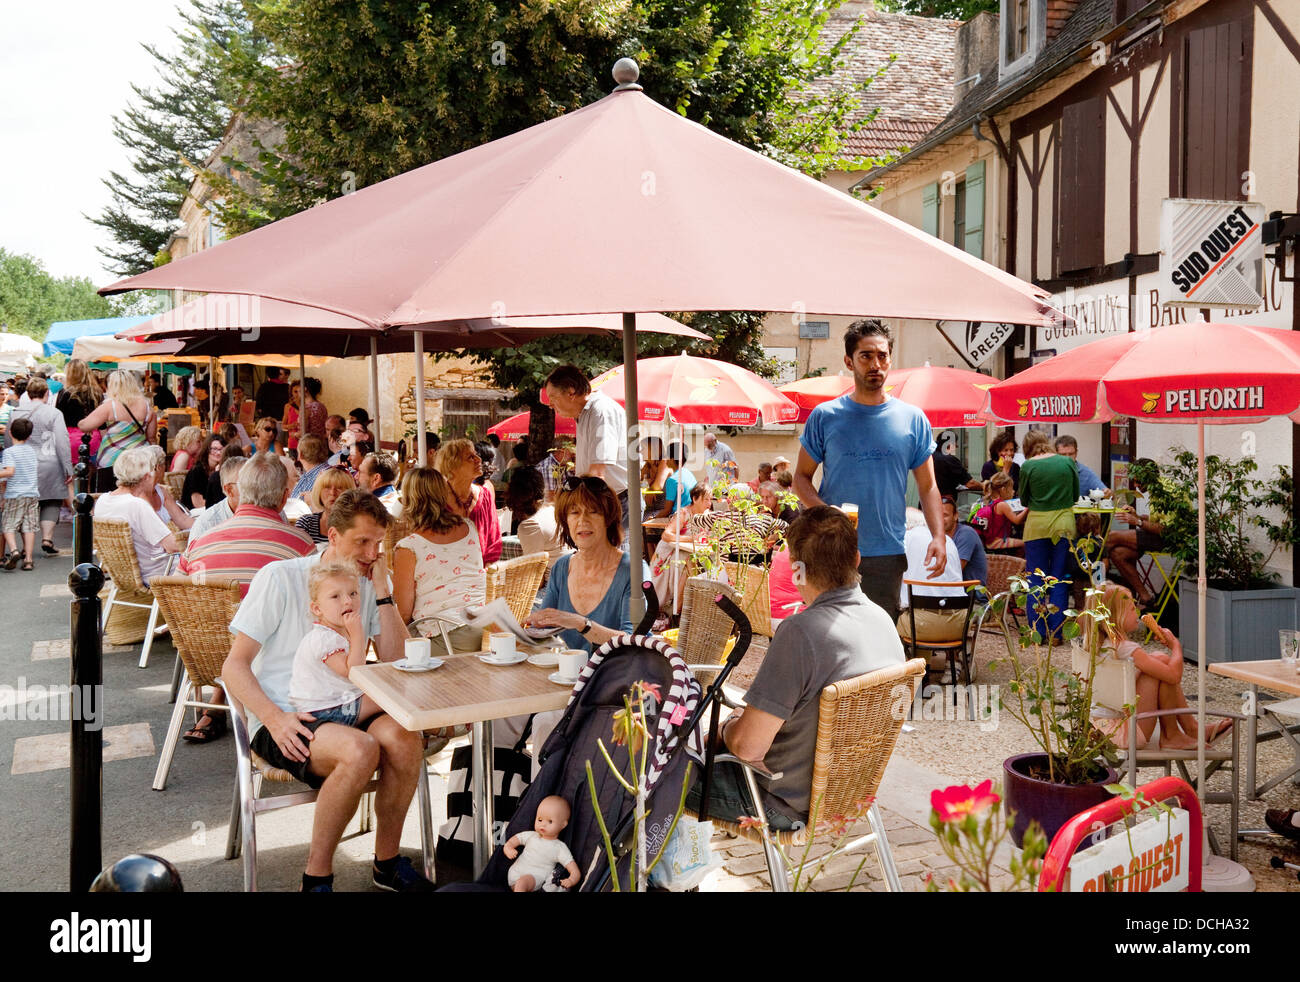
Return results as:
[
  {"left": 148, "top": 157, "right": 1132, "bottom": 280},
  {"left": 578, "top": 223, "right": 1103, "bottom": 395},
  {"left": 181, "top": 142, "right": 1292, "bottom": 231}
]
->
[{"left": 527, "top": 476, "right": 649, "bottom": 652}]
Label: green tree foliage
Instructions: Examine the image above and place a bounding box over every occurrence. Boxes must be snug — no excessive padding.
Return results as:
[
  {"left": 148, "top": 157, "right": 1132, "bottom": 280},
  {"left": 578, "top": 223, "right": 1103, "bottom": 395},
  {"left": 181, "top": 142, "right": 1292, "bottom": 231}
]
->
[
  {"left": 89, "top": 0, "right": 268, "bottom": 276},
  {"left": 875, "top": 0, "right": 997, "bottom": 19},
  {"left": 0, "top": 249, "right": 114, "bottom": 338}
]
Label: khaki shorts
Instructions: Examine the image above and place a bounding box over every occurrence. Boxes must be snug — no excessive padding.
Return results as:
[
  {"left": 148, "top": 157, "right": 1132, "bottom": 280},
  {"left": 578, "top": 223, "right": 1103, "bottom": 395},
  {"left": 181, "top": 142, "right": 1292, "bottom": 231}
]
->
[
  {"left": 896, "top": 607, "right": 966, "bottom": 643},
  {"left": 2, "top": 497, "right": 38, "bottom": 534}
]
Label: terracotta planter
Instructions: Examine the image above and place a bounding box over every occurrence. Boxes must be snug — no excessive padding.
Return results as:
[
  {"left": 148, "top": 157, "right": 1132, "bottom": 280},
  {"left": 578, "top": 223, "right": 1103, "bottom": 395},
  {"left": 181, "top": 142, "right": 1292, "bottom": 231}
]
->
[{"left": 1001, "top": 752, "right": 1117, "bottom": 849}]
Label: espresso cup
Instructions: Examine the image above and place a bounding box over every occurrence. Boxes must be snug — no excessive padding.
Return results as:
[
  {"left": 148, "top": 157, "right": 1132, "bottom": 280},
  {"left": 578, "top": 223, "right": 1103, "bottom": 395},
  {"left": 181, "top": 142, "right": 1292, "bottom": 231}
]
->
[
  {"left": 404, "top": 637, "right": 432, "bottom": 666},
  {"left": 489, "top": 632, "right": 516, "bottom": 661},
  {"left": 556, "top": 648, "right": 587, "bottom": 682}
]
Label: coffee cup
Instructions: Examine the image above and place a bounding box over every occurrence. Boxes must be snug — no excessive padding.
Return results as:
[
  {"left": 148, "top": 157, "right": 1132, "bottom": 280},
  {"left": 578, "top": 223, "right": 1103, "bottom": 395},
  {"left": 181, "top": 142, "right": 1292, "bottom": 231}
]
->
[
  {"left": 489, "top": 632, "right": 516, "bottom": 661},
  {"left": 404, "top": 637, "right": 432, "bottom": 666},
  {"left": 556, "top": 648, "right": 587, "bottom": 682}
]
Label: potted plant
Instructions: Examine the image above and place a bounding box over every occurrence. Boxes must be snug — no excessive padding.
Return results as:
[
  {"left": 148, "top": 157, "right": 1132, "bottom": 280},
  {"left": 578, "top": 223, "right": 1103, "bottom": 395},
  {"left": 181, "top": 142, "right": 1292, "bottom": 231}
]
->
[
  {"left": 1129, "top": 454, "right": 1300, "bottom": 664},
  {"left": 992, "top": 575, "right": 1122, "bottom": 847}
]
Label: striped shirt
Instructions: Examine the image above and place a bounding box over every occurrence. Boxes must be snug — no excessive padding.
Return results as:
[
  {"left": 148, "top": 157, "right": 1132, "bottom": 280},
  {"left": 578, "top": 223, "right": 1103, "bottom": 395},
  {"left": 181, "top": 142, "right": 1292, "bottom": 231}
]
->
[
  {"left": 2, "top": 443, "right": 39, "bottom": 498},
  {"left": 180, "top": 505, "right": 314, "bottom": 595}
]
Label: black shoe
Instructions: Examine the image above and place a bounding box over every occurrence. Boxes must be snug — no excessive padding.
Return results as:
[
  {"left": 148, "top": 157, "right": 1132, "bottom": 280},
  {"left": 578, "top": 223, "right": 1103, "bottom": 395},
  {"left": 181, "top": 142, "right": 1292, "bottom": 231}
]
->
[
  {"left": 1265, "top": 809, "right": 1300, "bottom": 841},
  {"left": 372, "top": 856, "right": 433, "bottom": 893}
]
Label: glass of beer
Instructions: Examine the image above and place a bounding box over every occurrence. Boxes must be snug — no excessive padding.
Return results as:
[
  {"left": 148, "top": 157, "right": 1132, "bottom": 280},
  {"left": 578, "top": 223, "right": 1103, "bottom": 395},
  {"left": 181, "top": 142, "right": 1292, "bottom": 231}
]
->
[{"left": 841, "top": 503, "right": 859, "bottom": 529}]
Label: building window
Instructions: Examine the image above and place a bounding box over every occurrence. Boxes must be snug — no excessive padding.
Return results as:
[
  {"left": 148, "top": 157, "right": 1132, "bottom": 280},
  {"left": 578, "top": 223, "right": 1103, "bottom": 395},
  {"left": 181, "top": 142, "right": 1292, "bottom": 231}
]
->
[
  {"left": 1000, "top": 0, "right": 1043, "bottom": 79},
  {"left": 1057, "top": 97, "right": 1106, "bottom": 274},
  {"left": 1179, "top": 19, "right": 1250, "bottom": 201},
  {"left": 953, "top": 180, "right": 967, "bottom": 249}
]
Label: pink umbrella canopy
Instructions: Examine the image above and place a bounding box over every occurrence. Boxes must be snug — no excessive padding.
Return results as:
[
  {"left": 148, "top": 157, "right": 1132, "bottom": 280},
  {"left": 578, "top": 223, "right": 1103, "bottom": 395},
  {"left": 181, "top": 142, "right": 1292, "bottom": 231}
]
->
[
  {"left": 781, "top": 364, "right": 995, "bottom": 426},
  {"left": 488, "top": 411, "right": 576, "bottom": 441},
  {"left": 576, "top": 354, "right": 801, "bottom": 426},
  {"left": 102, "top": 68, "right": 1057, "bottom": 330}
]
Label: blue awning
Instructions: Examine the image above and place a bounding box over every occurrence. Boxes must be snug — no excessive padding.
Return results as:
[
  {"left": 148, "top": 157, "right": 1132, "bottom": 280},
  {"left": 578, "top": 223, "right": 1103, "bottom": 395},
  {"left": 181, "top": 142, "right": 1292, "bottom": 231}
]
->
[{"left": 43, "top": 315, "right": 154, "bottom": 357}]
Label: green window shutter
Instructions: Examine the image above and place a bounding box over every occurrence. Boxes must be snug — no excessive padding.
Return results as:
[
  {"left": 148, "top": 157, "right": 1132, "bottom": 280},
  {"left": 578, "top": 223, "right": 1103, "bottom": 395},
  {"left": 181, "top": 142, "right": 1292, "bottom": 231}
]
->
[
  {"left": 964, "top": 161, "right": 985, "bottom": 259},
  {"left": 921, "top": 182, "right": 939, "bottom": 237}
]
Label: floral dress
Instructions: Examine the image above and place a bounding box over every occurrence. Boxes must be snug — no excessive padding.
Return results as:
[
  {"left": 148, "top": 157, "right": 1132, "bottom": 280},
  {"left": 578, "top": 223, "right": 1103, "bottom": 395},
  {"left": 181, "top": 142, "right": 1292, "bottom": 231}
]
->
[{"left": 398, "top": 524, "right": 487, "bottom": 628}]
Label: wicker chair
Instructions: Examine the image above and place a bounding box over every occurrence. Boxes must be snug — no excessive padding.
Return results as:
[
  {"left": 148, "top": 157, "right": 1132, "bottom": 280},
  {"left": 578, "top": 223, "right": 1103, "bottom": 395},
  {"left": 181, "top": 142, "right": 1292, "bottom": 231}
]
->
[
  {"left": 164, "top": 471, "right": 187, "bottom": 500},
  {"left": 978, "top": 553, "right": 1026, "bottom": 634},
  {"left": 221, "top": 682, "right": 435, "bottom": 891},
  {"left": 383, "top": 514, "right": 413, "bottom": 559},
  {"left": 722, "top": 561, "right": 773, "bottom": 638},
  {"left": 482, "top": 552, "right": 549, "bottom": 648},
  {"left": 693, "top": 658, "right": 926, "bottom": 892},
  {"left": 150, "top": 575, "right": 242, "bottom": 790},
  {"left": 675, "top": 576, "right": 742, "bottom": 684},
  {"left": 93, "top": 517, "right": 175, "bottom": 668}
]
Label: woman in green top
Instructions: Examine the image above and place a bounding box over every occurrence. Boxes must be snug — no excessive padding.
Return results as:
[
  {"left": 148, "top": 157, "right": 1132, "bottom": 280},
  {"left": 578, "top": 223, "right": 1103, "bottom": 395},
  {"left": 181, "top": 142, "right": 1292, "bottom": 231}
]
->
[{"left": 1018, "top": 429, "right": 1079, "bottom": 643}]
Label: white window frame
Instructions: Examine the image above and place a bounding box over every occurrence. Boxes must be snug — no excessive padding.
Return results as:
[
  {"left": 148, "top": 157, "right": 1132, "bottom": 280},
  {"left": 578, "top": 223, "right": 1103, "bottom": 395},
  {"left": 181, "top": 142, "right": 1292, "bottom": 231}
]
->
[{"left": 999, "top": 0, "right": 1045, "bottom": 80}]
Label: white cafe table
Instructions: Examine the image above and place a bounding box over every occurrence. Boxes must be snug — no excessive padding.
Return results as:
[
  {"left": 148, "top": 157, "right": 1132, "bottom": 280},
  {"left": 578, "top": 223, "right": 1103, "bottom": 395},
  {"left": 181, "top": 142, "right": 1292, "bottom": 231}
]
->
[
  {"left": 350, "top": 649, "right": 572, "bottom": 877},
  {"left": 1208, "top": 659, "right": 1300, "bottom": 801}
]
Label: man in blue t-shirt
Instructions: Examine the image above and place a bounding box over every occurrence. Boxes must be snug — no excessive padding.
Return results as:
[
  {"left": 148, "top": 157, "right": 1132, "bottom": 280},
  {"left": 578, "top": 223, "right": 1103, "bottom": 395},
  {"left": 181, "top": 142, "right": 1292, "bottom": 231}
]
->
[
  {"left": 794, "top": 319, "right": 947, "bottom": 620},
  {"left": 1054, "top": 435, "right": 1108, "bottom": 496}
]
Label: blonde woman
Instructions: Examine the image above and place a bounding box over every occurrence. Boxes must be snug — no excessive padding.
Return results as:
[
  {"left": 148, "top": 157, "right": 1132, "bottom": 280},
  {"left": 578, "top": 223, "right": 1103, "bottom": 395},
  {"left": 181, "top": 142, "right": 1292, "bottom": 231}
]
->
[
  {"left": 296, "top": 465, "right": 356, "bottom": 544},
  {"left": 435, "top": 438, "right": 502, "bottom": 564},
  {"left": 169, "top": 426, "right": 204, "bottom": 474},
  {"left": 78, "top": 370, "right": 156, "bottom": 492},
  {"left": 392, "top": 467, "right": 486, "bottom": 653},
  {"left": 55, "top": 358, "right": 102, "bottom": 467}
]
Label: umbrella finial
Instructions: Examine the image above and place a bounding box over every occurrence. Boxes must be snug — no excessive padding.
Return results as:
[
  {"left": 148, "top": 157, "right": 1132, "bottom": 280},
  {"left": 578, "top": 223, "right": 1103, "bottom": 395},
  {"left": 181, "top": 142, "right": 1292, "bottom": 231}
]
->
[{"left": 612, "top": 58, "right": 642, "bottom": 91}]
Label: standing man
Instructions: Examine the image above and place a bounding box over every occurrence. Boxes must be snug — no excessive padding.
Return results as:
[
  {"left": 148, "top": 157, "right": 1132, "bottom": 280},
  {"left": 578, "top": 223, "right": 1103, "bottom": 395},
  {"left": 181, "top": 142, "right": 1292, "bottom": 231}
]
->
[
  {"left": 255, "top": 368, "right": 291, "bottom": 422},
  {"left": 793, "top": 319, "right": 946, "bottom": 621},
  {"left": 537, "top": 439, "right": 575, "bottom": 502},
  {"left": 1054, "top": 435, "right": 1108, "bottom": 496},
  {"left": 147, "top": 373, "right": 178, "bottom": 412},
  {"left": 703, "top": 432, "right": 738, "bottom": 482},
  {"left": 543, "top": 365, "right": 628, "bottom": 523}
]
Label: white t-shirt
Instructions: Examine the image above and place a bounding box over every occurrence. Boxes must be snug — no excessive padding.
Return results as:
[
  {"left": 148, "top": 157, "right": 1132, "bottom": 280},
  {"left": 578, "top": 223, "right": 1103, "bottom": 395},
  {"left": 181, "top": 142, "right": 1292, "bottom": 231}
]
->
[
  {"left": 576, "top": 391, "right": 627, "bottom": 495},
  {"left": 289, "top": 623, "right": 364, "bottom": 713},
  {"left": 93, "top": 492, "right": 173, "bottom": 584},
  {"left": 229, "top": 554, "right": 382, "bottom": 736},
  {"left": 899, "top": 525, "right": 964, "bottom": 608},
  {"left": 517, "top": 504, "right": 568, "bottom": 567},
  {"left": 508, "top": 832, "right": 575, "bottom": 889}
]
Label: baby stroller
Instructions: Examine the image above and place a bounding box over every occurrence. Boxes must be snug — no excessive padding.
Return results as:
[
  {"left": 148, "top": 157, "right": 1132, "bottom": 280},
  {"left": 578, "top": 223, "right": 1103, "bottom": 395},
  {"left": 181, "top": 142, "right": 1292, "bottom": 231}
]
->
[{"left": 442, "top": 583, "right": 752, "bottom": 892}]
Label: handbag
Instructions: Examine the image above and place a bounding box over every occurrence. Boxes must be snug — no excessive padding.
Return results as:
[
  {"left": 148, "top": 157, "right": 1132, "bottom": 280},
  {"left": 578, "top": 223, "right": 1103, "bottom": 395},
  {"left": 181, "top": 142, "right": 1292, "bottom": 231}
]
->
[{"left": 436, "top": 716, "right": 534, "bottom": 876}]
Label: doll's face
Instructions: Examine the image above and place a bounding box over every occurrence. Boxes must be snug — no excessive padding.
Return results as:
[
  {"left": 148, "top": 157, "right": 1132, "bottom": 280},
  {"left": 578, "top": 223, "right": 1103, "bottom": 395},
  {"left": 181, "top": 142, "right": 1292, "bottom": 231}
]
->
[{"left": 534, "top": 798, "right": 569, "bottom": 839}]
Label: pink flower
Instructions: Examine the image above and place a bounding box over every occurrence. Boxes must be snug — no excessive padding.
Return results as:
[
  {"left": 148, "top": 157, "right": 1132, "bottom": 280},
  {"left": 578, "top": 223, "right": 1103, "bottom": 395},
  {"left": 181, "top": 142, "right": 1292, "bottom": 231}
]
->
[
  {"left": 737, "top": 816, "right": 765, "bottom": 831},
  {"left": 641, "top": 682, "right": 662, "bottom": 704},
  {"left": 930, "top": 780, "right": 1000, "bottom": 824}
]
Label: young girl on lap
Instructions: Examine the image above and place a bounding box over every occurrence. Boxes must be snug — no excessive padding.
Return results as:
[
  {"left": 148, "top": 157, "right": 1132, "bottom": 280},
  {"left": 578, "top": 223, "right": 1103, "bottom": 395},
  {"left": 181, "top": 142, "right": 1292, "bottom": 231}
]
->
[{"left": 289, "top": 560, "right": 382, "bottom": 729}]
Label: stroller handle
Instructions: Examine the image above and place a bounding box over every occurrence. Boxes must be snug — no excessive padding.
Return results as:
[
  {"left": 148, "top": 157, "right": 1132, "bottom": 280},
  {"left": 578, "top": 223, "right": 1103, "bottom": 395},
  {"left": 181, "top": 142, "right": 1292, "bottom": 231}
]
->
[
  {"left": 633, "top": 580, "right": 659, "bottom": 636},
  {"left": 711, "top": 593, "right": 752, "bottom": 667}
]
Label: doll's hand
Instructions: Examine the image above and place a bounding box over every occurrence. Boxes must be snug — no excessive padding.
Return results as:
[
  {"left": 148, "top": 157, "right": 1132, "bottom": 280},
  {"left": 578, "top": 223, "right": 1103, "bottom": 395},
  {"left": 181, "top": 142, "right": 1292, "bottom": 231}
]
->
[{"left": 503, "top": 838, "right": 519, "bottom": 860}]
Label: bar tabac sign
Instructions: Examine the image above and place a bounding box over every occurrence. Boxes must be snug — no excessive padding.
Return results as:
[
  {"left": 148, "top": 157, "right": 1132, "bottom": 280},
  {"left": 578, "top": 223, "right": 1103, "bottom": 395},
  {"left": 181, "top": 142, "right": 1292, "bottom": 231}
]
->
[{"left": 1160, "top": 199, "right": 1265, "bottom": 308}]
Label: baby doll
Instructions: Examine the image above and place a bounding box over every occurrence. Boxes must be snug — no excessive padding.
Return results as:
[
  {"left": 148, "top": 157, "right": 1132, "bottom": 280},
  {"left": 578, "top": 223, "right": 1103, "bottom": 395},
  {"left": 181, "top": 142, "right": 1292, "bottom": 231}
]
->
[{"left": 504, "top": 795, "right": 581, "bottom": 893}]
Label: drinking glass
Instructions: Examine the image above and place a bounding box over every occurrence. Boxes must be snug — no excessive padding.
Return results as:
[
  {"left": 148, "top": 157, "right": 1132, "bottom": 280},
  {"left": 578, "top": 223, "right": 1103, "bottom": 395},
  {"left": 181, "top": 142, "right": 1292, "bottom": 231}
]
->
[{"left": 1279, "top": 630, "right": 1299, "bottom": 674}]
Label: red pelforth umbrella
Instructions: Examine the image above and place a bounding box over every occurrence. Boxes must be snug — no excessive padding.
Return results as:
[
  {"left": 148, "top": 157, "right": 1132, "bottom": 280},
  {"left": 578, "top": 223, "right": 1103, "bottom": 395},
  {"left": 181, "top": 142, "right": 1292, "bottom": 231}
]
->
[
  {"left": 580, "top": 354, "right": 801, "bottom": 426},
  {"left": 488, "top": 411, "right": 576, "bottom": 442},
  {"left": 986, "top": 321, "right": 1300, "bottom": 424},
  {"left": 781, "top": 363, "right": 995, "bottom": 427}
]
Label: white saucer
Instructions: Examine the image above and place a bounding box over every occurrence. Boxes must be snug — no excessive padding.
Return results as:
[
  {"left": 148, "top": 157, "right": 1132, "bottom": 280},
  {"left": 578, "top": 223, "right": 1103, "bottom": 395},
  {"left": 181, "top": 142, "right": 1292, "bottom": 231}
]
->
[
  {"left": 479, "top": 653, "right": 527, "bottom": 666},
  {"left": 394, "top": 657, "right": 444, "bottom": 673},
  {"left": 527, "top": 652, "right": 559, "bottom": 668},
  {"left": 548, "top": 671, "right": 579, "bottom": 686}
]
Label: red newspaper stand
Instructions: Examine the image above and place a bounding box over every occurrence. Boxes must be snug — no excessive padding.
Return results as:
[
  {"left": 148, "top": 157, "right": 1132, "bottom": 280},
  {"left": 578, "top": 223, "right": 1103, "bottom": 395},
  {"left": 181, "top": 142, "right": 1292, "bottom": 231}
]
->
[{"left": 1038, "top": 777, "right": 1204, "bottom": 893}]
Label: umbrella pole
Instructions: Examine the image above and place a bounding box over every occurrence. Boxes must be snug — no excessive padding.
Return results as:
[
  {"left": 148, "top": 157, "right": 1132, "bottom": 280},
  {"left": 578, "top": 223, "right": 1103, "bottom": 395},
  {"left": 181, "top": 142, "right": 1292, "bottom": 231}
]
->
[
  {"left": 208, "top": 357, "right": 217, "bottom": 431},
  {"left": 369, "top": 338, "right": 380, "bottom": 451},
  {"left": 415, "top": 333, "right": 427, "bottom": 464},
  {"left": 624, "top": 312, "right": 644, "bottom": 623},
  {"left": 299, "top": 354, "right": 306, "bottom": 445},
  {"left": 1197, "top": 420, "right": 1206, "bottom": 805}
]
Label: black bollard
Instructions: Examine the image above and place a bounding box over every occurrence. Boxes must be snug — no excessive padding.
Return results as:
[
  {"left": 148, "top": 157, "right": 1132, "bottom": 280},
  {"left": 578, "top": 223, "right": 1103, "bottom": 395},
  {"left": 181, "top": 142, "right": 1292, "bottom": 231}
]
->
[
  {"left": 73, "top": 435, "right": 93, "bottom": 566},
  {"left": 69, "top": 560, "right": 104, "bottom": 892}
]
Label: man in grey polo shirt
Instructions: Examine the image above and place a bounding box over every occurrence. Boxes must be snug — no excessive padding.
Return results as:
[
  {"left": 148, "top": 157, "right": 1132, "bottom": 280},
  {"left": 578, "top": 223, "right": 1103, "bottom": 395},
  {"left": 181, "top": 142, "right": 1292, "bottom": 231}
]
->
[
  {"left": 544, "top": 364, "right": 629, "bottom": 524},
  {"left": 687, "top": 506, "right": 904, "bottom": 828}
]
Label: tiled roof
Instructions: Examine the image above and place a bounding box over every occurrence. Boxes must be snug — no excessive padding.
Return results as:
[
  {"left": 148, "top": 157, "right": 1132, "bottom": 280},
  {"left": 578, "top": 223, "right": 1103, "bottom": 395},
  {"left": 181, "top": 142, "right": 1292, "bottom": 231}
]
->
[{"left": 805, "top": 2, "right": 962, "bottom": 161}]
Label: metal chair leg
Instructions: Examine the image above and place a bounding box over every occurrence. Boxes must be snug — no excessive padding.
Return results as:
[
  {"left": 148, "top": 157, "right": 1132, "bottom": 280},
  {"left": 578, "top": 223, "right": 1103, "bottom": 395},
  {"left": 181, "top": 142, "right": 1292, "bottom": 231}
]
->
[
  {"left": 225, "top": 782, "right": 242, "bottom": 860},
  {"left": 738, "top": 765, "right": 790, "bottom": 892},
  {"left": 152, "top": 679, "right": 191, "bottom": 791},
  {"left": 168, "top": 655, "right": 184, "bottom": 703},
  {"left": 869, "top": 803, "right": 903, "bottom": 892},
  {"left": 101, "top": 585, "right": 117, "bottom": 630},
  {"left": 139, "top": 599, "right": 160, "bottom": 668},
  {"left": 417, "top": 762, "right": 435, "bottom": 884}
]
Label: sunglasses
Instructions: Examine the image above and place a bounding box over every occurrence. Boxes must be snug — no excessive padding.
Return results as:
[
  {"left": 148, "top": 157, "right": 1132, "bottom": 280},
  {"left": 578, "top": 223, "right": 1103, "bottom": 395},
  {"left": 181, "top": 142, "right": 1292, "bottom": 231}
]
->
[{"left": 561, "top": 475, "right": 609, "bottom": 493}]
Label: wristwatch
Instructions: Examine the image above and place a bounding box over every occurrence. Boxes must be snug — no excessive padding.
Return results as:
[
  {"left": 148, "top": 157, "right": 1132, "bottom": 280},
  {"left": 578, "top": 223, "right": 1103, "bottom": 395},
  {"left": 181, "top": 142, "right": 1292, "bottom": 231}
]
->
[
  {"left": 376, "top": 596, "right": 394, "bottom": 607},
  {"left": 580, "top": 617, "right": 594, "bottom": 636}
]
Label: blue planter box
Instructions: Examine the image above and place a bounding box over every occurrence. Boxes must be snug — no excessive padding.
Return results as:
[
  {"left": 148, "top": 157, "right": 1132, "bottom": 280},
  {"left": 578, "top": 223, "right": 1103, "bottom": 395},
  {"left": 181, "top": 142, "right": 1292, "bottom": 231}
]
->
[{"left": 1178, "top": 579, "right": 1300, "bottom": 664}]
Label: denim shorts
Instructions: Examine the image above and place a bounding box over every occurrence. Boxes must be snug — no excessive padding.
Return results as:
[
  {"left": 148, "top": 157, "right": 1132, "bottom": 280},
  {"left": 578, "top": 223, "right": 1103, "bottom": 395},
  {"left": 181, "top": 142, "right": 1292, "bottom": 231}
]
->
[{"left": 307, "top": 697, "right": 361, "bottom": 729}]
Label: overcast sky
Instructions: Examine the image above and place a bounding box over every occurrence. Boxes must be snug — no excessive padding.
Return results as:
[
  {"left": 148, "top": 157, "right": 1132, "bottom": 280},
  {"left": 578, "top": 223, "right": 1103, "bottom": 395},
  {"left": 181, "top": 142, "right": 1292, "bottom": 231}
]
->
[{"left": 0, "top": 0, "right": 187, "bottom": 286}]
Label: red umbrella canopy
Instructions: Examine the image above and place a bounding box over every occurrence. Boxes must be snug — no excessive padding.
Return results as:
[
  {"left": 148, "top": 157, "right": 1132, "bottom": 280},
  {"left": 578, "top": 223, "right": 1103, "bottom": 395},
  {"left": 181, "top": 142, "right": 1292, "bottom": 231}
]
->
[
  {"left": 780, "top": 364, "right": 995, "bottom": 427},
  {"left": 488, "top": 411, "right": 576, "bottom": 441},
  {"left": 986, "top": 322, "right": 1300, "bottom": 425},
  {"left": 563, "top": 355, "right": 801, "bottom": 426},
  {"left": 102, "top": 70, "right": 1057, "bottom": 330}
]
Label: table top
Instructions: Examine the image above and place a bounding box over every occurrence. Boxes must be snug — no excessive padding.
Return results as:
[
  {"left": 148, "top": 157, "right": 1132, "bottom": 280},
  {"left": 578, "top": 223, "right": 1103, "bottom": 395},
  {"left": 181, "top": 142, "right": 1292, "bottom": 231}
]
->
[
  {"left": 642, "top": 516, "right": 675, "bottom": 530},
  {"left": 350, "top": 650, "right": 573, "bottom": 732},
  {"left": 1208, "top": 659, "right": 1300, "bottom": 696},
  {"left": 1072, "top": 505, "right": 1117, "bottom": 514}
]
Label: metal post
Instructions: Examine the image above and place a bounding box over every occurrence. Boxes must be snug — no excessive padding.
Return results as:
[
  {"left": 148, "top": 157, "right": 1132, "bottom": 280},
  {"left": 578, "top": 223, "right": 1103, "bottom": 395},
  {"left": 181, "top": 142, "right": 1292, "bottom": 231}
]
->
[
  {"left": 298, "top": 354, "right": 307, "bottom": 444},
  {"left": 369, "top": 338, "right": 380, "bottom": 449},
  {"left": 414, "top": 334, "right": 427, "bottom": 463},
  {"left": 73, "top": 435, "right": 93, "bottom": 564},
  {"left": 623, "top": 312, "right": 644, "bottom": 622},
  {"left": 470, "top": 720, "right": 494, "bottom": 876},
  {"left": 208, "top": 357, "right": 218, "bottom": 431},
  {"left": 69, "top": 512, "right": 105, "bottom": 891}
]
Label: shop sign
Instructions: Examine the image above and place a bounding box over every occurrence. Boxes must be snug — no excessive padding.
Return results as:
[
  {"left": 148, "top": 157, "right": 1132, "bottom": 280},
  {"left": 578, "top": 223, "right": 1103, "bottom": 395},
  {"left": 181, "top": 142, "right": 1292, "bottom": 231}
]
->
[
  {"left": 1160, "top": 199, "right": 1266, "bottom": 308},
  {"left": 1067, "top": 808, "right": 1191, "bottom": 893}
]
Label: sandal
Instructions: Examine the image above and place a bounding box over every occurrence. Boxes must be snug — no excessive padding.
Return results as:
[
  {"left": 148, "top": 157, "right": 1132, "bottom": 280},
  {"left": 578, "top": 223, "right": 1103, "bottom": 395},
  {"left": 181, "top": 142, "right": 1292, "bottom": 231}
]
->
[
  {"left": 1205, "top": 718, "right": 1234, "bottom": 745},
  {"left": 21, "top": 559, "right": 34, "bottom": 572},
  {"left": 182, "top": 712, "right": 227, "bottom": 744},
  {"left": 2, "top": 551, "right": 19, "bottom": 571},
  {"left": 41, "top": 540, "right": 59, "bottom": 555}
]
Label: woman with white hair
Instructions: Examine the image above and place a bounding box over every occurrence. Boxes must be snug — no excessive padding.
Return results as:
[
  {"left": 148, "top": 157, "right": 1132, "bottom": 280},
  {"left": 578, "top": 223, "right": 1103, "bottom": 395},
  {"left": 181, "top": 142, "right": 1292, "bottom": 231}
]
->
[
  {"left": 78, "top": 370, "right": 156, "bottom": 493},
  {"left": 168, "top": 426, "right": 204, "bottom": 474},
  {"left": 92, "top": 447, "right": 182, "bottom": 584},
  {"left": 144, "top": 444, "right": 194, "bottom": 530}
]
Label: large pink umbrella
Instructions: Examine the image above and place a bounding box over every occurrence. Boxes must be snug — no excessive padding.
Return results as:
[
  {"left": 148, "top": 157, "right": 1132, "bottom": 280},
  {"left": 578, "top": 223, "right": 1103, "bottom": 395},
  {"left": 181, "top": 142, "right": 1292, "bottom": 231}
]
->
[
  {"left": 489, "top": 411, "right": 576, "bottom": 441},
  {"left": 102, "top": 60, "right": 1061, "bottom": 613},
  {"left": 780, "top": 363, "right": 995, "bottom": 426}
]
